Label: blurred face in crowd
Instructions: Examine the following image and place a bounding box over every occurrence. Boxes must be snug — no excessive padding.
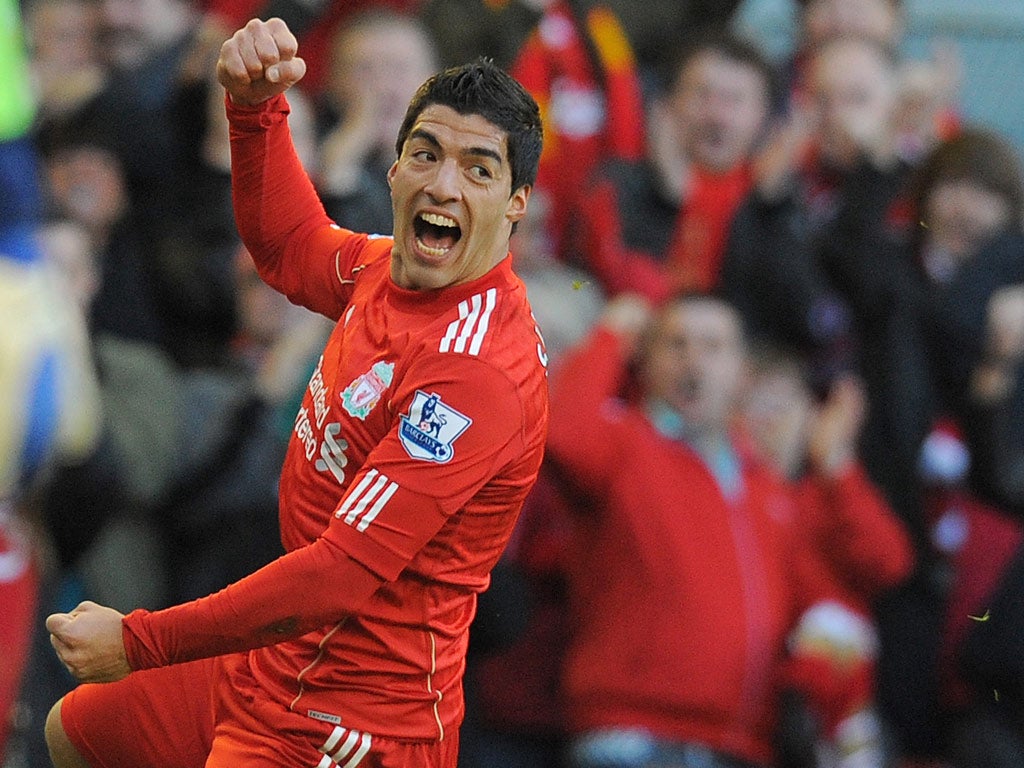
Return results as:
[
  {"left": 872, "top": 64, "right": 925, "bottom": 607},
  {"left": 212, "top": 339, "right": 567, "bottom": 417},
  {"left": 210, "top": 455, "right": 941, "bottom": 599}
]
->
[
  {"left": 640, "top": 296, "right": 748, "bottom": 437},
  {"left": 924, "top": 180, "right": 1013, "bottom": 266},
  {"left": 669, "top": 50, "right": 769, "bottom": 174},
  {"left": 26, "top": 0, "right": 100, "bottom": 70},
  {"left": 808, "top": 37, "right": 897, "bottom": 169},
  {"left": 46, "top": 145, "right": 127, "bottom": 237},
  {"left": 387, "top": 105, "right": 530, "bottom": 290},
  {"left": 801, "top": 0, "right": 902, "bottom": 49},
  {"left": 97, "top": 0, "right": 194, "bottom": 68},
  {"left": 328, "top": 16, "right": 438, "bottom": 152}
]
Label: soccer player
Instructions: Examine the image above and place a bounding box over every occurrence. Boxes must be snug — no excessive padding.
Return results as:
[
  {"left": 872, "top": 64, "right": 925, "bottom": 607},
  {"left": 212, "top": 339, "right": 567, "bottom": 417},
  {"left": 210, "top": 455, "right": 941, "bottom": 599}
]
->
[{"left": 43, "top": 17, "right": 548, "bottom": 768}]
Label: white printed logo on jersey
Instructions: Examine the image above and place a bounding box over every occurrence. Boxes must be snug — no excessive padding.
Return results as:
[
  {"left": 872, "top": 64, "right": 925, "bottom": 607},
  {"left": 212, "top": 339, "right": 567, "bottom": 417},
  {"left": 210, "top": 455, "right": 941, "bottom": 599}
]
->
[
  {"left": 398, "top": 390, "right": 471, "bottom": 463},
  {"left": 439, "top": 288, "right": 497, "bottom": 356},
  {"left": 335, "top": 469, "right": 398, "bottom": 532},
  {"left": 315, "top": 423, "right": 349, "bottom": 483}
]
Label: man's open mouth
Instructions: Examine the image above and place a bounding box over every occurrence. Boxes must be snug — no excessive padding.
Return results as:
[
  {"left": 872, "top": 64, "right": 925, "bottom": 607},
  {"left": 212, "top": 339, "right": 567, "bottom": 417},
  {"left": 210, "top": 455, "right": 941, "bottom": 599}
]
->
[
  {"left": 414, "top": 212, "right": 462, "bottom": 257},
  {"left": 678, "top": 376, "right": 701, "bottom": 403}
]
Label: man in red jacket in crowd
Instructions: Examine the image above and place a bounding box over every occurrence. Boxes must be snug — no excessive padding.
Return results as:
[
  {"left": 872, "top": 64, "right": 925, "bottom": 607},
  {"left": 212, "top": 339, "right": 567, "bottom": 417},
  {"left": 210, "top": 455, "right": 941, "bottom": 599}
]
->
[
  {"left": 42, "top": 17, "right": 548, "bottom": 768},
  {"left": 546, "top": 291, "right": 910, "bottom": 768}
]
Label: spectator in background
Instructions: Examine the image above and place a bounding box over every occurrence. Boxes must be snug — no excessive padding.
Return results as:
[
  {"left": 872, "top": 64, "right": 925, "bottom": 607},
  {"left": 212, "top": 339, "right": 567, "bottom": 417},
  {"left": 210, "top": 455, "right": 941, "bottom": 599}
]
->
[
  {"left": 912, "top": 128, "right": 1024, "bottom": 512},
  {"left": 71, "top": 0, "right": 200, "bottom": 233},
  {"left": 780, "top": 0, "right": 959, "bottom": 164},
  {"left": 35, "top": 0, "right": 250, "bottom": 368},
  {"left": 721, "top": 34, "right": 931, "bottom": 539},
  {"left": 546, "top": 292, "right": 837, "bottom": 768},
  {"left": 740, "top": 345, "right": 914, "bottom": 768},
  {"left": 41, "top": 138, "right": 171, "bottom": 357},
  {"left": 315, "top": 9, "right": 438, "bottom": 235},
  {"left": 896, "top": 128, "right": 1024, "bottom": 768},
  {"left": 509, "top": 0, "right": 646, "bottom": 256},
  {"left": 563, "top": 31, "right": 773, "bottom": 303},
  {"left": 785, "top": 0, "right": 904, "bottom": 92},
  {"left": 719, "top": 40, "right": 944, "bottom": 760},
  {"left": 23, "top": 0, "right": 106, "bottom": 125}
]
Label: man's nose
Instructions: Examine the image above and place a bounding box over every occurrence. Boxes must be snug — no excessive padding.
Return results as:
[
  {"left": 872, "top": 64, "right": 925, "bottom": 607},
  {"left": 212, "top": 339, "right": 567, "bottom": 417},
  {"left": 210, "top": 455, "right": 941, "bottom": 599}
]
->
[{"left": 423, "top": 158, "right": 462, "bottom": 202}]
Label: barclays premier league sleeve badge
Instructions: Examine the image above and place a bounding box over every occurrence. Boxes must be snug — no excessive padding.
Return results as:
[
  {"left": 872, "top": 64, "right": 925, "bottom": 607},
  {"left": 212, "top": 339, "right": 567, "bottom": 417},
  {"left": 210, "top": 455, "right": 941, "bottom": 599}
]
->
[{"left": 399, "top": 390, "right": 472, "bottom": 463}]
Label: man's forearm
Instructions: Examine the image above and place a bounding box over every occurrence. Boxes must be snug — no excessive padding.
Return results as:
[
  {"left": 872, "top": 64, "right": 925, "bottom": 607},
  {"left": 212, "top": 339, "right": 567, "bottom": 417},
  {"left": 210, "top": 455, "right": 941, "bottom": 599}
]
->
[{"left": 123, "top": 536, "right": 383, "bottom": 669}]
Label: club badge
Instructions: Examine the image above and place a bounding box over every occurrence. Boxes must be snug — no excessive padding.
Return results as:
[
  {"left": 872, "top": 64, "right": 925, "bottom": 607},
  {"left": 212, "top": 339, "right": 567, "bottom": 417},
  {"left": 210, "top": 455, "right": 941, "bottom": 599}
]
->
[{"left": 341, "top": 361, "right": 394, "bottom": 420}]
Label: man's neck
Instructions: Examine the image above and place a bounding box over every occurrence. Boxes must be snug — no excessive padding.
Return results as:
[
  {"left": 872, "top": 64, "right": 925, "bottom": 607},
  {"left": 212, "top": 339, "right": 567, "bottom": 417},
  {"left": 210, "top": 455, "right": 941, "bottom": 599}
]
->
[{"left": 645, "top": 399, "right": 741, "bottom": 499}]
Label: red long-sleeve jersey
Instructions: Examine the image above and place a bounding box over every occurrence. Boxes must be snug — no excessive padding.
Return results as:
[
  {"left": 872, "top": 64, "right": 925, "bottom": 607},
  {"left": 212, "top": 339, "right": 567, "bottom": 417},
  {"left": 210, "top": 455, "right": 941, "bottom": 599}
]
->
[{"left": 122, "top": 94, "right": 549, "bottom": 742}]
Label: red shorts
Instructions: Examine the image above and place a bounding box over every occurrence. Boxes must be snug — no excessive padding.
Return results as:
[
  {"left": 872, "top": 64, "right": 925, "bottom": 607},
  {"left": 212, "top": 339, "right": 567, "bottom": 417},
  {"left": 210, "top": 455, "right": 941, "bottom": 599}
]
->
[{"left": 61, "top": 654, "right": 459, "bottom": 768}]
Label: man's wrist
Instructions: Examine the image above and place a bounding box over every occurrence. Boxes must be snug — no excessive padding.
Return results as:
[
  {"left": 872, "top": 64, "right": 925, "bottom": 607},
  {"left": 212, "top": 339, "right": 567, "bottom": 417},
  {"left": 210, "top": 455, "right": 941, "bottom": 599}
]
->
[{"left": 122, "top": 608, "right": 164, "bottom": 671}]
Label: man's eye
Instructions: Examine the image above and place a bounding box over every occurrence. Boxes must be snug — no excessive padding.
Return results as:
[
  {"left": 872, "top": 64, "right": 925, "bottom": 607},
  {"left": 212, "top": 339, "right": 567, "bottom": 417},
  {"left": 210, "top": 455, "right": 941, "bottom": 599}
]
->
[
  {"left": 412, "top": 150, "right": 435, "bottom": 162},
  {"left": 470, "top": 165, "right": 492, "bottom": 179}
]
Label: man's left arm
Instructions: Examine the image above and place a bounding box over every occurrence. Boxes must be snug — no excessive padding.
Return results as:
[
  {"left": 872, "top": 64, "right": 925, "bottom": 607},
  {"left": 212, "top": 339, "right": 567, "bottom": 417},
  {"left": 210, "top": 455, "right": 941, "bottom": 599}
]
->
[{"left": 48, "top": 361, "right": 535, "bottom": 681}]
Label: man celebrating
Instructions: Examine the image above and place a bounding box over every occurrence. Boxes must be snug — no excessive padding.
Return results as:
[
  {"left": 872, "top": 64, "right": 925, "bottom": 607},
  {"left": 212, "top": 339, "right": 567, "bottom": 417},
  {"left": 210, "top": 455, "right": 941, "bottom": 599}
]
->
[{"left": 44, "top": 17, "right": 548, "bottom": 768}]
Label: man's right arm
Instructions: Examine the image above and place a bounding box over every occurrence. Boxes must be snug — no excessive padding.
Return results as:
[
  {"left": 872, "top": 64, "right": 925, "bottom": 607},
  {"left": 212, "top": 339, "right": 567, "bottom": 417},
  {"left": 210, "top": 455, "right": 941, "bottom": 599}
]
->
[
  {"left": 227, "top": 94, "right": 373, "bottom": 319},
  {"left": 546, "top": 295, "right": 650, "bottom": 496},
  {"left": 219, "top": 18, "right": 367, "bottom": 320}
]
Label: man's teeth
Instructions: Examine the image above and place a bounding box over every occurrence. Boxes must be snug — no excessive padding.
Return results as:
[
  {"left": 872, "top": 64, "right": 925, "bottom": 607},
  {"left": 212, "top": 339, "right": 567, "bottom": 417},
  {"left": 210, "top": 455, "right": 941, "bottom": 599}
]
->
[
  {"left": 420, "top": 212, "right": 458, "bottom": 228},
  {"left": 417, "top": 239, "right": 452, "bottom": 257}
]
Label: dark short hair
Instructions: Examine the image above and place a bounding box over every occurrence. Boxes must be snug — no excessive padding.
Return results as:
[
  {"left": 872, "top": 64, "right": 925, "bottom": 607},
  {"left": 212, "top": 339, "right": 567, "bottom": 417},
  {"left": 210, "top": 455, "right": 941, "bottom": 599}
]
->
[
  {"left": 647, "top": 290, "right": 751, "bottom": 351},
  {"left": 395, "top": 58, "right": 543, "bottom": 194},
  {"left": 913, "top": 127, "right": 1024, "bottom": 228},
  {"left": 663, "top": 28, "right": 776, "bottom": 106}
]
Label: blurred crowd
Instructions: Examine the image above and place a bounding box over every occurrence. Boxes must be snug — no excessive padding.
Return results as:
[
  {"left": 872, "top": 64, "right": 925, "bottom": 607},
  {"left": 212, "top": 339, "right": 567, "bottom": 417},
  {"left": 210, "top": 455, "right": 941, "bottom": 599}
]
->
[{"left": 2, "top": 0, "right": 1024, "bottom": 767}]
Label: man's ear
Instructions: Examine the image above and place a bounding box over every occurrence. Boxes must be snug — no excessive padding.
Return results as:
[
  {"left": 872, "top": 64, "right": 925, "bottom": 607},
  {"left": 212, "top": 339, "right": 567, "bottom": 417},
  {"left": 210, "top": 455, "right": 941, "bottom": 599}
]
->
[
  {"left": 387, "top": 161, "right": 397, "bottom": 188},
  {"left": 506, "top": 184, "right": 531, "bottom": 224}
]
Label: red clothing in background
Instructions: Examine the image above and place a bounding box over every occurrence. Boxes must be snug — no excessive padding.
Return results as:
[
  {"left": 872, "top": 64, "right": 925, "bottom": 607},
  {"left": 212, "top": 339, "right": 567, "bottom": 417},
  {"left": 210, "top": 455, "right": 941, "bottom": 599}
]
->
[
  {"left": 793, "top": 466, "right": 915, "bottom": 612},
  {"left": 927, "top": 488, "right": 1024, "bottom": 711},
  {"left": 511, "top": 1, "right": 645, "bottom": 253},
  {"left": 572, "top": 162, "right": 754, "bottom": 303},
  {"left": 664, "top": 164, "right": 754, "bottom": 293},
  {"left": 0, "top": 513, "right": 37, "bottom": 755},
  {"left": 546, "top": 326, "right": 827, "bottom": 766},
  {"left": 779, "top": 465, "right": 915, "bottom": 734}
]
